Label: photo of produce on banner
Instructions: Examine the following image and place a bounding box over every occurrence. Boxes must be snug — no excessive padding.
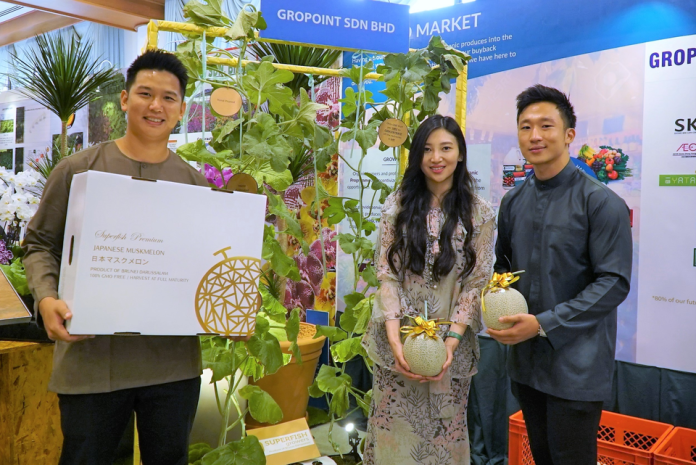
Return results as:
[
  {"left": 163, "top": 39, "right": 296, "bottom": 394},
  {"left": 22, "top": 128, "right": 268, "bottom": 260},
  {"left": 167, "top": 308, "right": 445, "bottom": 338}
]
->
[{"left": 578, "top": 145, "right": 633, "bottom": 184}]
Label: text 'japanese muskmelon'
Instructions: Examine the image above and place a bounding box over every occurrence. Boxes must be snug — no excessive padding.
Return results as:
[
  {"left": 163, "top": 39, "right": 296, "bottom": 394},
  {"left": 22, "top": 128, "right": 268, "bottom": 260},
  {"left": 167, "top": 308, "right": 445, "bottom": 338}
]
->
[{"left": 481, "top": 272, "right": 528, "bottom": 330}]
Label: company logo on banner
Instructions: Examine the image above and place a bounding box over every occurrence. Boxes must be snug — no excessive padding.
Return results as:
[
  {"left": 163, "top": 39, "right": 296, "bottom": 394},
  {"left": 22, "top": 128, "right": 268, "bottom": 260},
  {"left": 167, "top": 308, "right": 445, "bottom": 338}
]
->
[
  {"left": 673, "top": 143, "right": 696, "bottom": 158},
  {"left": 659, "top": 174, "right": 696, "bottom": 186},
  {"left": 649, "top": 48, "right": 696, "bottom": 68},
  {"left": 675, "top": 119, "right": 696, "bottom": 134},
  {"left": 260, "top": 0, "right": 409, "bottom": 54}
]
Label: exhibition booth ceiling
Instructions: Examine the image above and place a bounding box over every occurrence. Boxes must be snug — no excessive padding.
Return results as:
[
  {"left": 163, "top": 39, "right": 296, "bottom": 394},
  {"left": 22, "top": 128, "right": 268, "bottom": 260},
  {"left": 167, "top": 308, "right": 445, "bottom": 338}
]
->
[{"left": 0, "top": 0, "right": 164, "bottom": 46}]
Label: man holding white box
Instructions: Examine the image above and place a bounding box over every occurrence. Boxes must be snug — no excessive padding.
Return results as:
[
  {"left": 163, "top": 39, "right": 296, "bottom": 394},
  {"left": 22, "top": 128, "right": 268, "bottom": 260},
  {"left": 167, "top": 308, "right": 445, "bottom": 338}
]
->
[{"left": 23, "top": 50, "right": 208, "bottom": 464}]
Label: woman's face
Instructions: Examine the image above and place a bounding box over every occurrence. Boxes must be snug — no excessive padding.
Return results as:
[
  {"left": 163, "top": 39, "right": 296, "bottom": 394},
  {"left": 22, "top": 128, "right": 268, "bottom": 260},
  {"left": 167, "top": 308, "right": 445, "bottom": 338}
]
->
[{"left": 420, "top": 128, "right": 462, "bottom": 193}]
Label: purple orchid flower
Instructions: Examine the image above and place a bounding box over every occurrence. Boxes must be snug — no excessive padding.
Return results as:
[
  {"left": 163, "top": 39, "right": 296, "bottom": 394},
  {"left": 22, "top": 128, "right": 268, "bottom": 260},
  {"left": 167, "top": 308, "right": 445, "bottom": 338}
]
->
[{"left": 203, "top": 164, "right": 233, "bottom": 188}]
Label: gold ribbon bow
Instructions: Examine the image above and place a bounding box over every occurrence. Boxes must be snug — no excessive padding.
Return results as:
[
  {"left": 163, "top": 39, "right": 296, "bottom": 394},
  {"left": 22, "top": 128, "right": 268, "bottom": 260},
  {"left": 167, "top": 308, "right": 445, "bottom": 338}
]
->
[
  {"left": 481, "top": 271, "right": 525, "bottom": 313},
  {"left": 400, "top": 316, "right": 454, "bottom": 340}
]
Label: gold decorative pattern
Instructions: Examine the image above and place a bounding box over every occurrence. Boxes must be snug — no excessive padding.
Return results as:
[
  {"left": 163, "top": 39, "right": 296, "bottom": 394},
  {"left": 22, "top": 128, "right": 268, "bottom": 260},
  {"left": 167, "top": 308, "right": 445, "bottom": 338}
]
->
[{"left": 195, "top": 247, "right": 262, "bottom": 336}]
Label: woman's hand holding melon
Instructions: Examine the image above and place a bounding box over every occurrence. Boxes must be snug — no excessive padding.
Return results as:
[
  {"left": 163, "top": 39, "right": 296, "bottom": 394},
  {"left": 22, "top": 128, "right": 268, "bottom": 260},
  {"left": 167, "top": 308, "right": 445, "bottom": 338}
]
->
[{"left": 385, "top": 319, "right": 426, "bottom": 381}]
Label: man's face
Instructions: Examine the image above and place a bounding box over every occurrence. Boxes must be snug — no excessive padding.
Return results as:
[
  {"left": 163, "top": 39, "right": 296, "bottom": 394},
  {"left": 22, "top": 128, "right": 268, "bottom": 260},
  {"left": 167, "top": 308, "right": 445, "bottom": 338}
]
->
[
  {"left": 121, "top": 70, "right": 185, "bottom": 142},
  {"left": 517, "top": 102, "right": 575, "bottom": 167}
]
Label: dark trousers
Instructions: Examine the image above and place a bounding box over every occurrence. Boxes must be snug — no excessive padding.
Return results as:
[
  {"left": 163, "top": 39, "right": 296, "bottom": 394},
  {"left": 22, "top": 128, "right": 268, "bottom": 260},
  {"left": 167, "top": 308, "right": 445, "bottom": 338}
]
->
[
  {"left": 58, "top": 377, "right": 201, "bottom": 465},
  {"left": 511, "top": 381, "right": 603, "bottom": 465}
]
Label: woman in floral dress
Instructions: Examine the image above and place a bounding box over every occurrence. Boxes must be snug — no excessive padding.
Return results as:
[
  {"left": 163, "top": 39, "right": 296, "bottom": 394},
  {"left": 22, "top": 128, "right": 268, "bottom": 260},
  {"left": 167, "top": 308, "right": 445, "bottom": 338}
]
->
[{"left": 362, "top": 115, "right": 495, "bottom": 465}]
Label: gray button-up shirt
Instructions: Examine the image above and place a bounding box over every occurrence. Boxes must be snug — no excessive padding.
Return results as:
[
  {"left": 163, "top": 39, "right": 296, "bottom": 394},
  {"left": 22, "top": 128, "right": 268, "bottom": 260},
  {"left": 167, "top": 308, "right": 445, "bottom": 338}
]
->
[
  {"left": 23, "top": 141, "right": 208, "bottom": 394},
  {"left": 494, "top": 160, "right": 633, "bottom": 402}
]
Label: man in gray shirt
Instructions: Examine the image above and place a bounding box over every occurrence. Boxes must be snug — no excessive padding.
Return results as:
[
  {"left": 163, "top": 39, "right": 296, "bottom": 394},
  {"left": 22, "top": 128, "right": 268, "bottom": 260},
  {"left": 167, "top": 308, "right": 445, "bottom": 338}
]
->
[
  {"left": 488, "top": 85, "right": 632, "bottom": 465},
  {"left": 24, "top": 50, "right": 208, "bottom": 464}
]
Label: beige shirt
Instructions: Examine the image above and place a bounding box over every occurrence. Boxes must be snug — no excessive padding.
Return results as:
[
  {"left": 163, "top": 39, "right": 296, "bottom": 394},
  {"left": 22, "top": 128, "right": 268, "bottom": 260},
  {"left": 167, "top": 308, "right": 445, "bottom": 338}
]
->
[{"left": 23, "top": 141, "right": 209, "bottom": 394}]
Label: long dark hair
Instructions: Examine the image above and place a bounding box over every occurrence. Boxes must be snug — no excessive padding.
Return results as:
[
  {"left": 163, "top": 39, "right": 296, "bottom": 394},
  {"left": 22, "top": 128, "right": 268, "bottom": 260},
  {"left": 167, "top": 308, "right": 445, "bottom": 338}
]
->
[{"left": 387, "top": 115, "right": 477, "bottom": 282}]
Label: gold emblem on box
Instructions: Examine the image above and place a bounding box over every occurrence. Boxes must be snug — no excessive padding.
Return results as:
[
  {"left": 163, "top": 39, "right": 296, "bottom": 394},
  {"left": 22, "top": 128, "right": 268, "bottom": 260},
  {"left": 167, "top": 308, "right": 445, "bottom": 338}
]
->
[{"left": 196, "top": 247, "right": 262, "bottom": 336}]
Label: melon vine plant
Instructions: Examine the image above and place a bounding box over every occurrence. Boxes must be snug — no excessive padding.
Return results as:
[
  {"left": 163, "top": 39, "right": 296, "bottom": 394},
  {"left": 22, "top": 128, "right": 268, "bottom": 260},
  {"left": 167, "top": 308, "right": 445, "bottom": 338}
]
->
[
  {"left": 309, "top": 40, "right": 470, "bottom": 451},
  {"left": 175, "top": 2, "right": 335, "bottom": 463},
  {"left": 172, "top": 0, "right": 469, "bottom": 462}
]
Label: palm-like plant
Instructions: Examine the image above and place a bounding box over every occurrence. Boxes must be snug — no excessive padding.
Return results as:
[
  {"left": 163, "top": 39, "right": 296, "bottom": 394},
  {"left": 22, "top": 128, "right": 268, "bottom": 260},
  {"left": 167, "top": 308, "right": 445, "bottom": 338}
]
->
[
  {"left": 248, "top": 42, "right": 341, "bottom": 97},
  {"left": 10, "top": 33, "right": 119, "bottom": 157}
]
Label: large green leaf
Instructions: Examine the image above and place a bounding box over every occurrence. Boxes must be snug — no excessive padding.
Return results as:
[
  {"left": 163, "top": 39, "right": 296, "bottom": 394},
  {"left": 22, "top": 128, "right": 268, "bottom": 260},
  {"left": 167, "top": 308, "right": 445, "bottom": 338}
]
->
[
  {"left": 248, "top": 162, "right": 293, "bottom": 191},
  {"left": 262, "top": 226, "right": 301, "bottom": 281},
  {"left": 189, "top": 443, "right": 213, "bottom": 464},
  {"left": 200, "top": 336, "right": 236, "bottom": 383},
  {"left": 308, "top": 379, "right": 325, "bottom": 398},
  {"left": 323, "top": 197, "right": 347, "bottom": 225},
  {"left": 215, "top": 118, "right": 243, "bottom": 144},
  {"left": 243, "top": 113, "right": 292, "bottom": 172},
  {"left": 282, "top": 88, "right": 329, "bottom": 138},
  {"left": 356, "top": 389, "right": 373, "bottom": 417},
  {"left": 183, "top": 0, "right": 228, "bottom": 27},
  {"left": 339, "top": 87, "right": 374, "bottom": 118},
  {"left": 313, "top": 124, "right": 333, "bottom": 151},
  {"left": 339, "top": 61, "right": 375, "bottom": 85},
  {"left": 247, "top": 42, "right": 342, "bottom": 97},
  {"left": 330, "top": 336, "right": 368, "bottom": 363},
  {"left": 340, "top": 295, "right": 373, "bottom": 334},
  {"left": 360, "top": 263, "right": 380, "bottom": 288},
  {"left": 316, "top": 364, "right": 351, "bottom": 394},
  {"left": 247, "top": 331, "right": 284, "bottom": 375},
  {"left": 242, "top": 60, "right": 295, "bottom": 115},
  {"left": 177, "top": 139, "right": 229, "bottom": 173},
  {"left": 307, "top": 406, "right": 330, "bottom": 427},
  {"left": 239, "top": 385, "right": 283, "bottom": 424},
  {"left": 201, "top": 436, "right": 266, "bottom": 465},
  {"left": 330, "top": 385, "right": 350, "bottom": 418},
  {"left": 225, "top": 9, "right": 264, "bottom": 40},
  {"left": 260, "top": 286, "right": 287, "bottom": 322},
  {"left": 265, "top": 187, "right": 304, "bottom": 244},
  {"left": 365, "top": 173, "right": 393, "bottom": 204},
  {"left": 342, "top": 120, "right": 380, "bottom": 152},
  {"left": 286, "top": 308, "right": 302, "bottom": 364},
  {"left": 378, "top": 54, "right": 407, "bottom": 82},
  {"left": 314, "top": 325, "right": 347, "bottom": 343}
]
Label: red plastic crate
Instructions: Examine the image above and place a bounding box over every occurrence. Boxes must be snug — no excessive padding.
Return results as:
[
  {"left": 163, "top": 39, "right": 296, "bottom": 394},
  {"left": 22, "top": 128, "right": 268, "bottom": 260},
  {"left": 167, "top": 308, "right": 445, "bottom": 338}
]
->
[
  {"left": 653, "top": 428, "right": 696, "bottom": 464},
  {"left": 509, "top": 410, "right": 673, "bottom": 465}
]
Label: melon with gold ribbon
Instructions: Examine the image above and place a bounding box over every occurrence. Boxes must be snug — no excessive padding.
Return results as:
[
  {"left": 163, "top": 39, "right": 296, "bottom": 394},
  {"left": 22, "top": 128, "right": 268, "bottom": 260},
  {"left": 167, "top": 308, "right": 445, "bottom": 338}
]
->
[
  {"left": 481, "top": 272, "right": 528, "bottom": 330},
  {"left": 195, "top": 247, "right": 262, "bottom": 336},
  {"left": 401, "top": 316, "right": 451, "bottom": 377}
]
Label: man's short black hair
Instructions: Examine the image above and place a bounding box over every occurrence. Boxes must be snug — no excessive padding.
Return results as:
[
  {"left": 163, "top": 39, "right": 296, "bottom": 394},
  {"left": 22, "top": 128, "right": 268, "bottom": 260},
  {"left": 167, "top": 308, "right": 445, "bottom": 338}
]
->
[
  {"left": 126, "top": 49, "right": 188, "bottom": 98},
  {"left": 516, "top": 84, "right": 576, "bottom": 129}
]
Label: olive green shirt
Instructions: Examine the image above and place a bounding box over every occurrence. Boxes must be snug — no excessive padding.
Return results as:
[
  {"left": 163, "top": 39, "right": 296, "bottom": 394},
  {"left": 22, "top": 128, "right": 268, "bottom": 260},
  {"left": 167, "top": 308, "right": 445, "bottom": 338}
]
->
[{"left": 23, "top": 141, "right": 208, "bottom": 394}]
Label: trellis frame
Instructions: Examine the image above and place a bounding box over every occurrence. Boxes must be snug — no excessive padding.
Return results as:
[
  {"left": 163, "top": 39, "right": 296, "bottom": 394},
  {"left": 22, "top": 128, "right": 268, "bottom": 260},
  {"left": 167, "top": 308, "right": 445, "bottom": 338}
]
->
[{"left": 145, "top": 19, "right": 469, "bottom": 172}]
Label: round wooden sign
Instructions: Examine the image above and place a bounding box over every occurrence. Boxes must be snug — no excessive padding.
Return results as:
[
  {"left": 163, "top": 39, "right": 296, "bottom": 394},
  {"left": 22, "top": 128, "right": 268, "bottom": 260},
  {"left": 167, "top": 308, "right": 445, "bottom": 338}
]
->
[
  {"left": 210, "top": 87, "right": 242, "bottom": 117},
  {"left": 378, "top": 118, "right": 409, "bottom": 147},
  {"left": 225, "top": 173, "right": 258, "bottom": 194}
]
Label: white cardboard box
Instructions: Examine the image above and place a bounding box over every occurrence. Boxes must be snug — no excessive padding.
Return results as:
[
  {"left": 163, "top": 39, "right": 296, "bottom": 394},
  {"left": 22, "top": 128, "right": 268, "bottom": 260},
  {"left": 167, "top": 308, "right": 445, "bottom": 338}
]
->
[{"left": 58, "top": 171, "right": 266, "bottom": 336}]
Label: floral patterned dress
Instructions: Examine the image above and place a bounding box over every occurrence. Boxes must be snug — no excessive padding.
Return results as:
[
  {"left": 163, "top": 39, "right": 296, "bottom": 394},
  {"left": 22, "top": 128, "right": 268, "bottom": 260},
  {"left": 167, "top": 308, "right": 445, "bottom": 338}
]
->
[{"left": 362, "top": 191, "right": 495, "bottom": 465}]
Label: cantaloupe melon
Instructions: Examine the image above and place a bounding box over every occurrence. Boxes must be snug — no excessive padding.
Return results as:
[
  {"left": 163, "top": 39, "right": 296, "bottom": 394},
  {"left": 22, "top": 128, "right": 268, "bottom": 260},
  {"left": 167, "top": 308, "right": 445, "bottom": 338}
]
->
[
  {"left": 482, "top": 287, "right": 528, "bottom": 330},
  {"left": 403, "top": 333, "right": 447, "bottom": 377}
]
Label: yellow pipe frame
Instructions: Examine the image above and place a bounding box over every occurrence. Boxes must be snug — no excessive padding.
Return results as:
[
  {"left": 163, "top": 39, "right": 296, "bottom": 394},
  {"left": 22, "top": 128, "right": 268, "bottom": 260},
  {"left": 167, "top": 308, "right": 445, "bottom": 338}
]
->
[{"left": 144, "top": 19, "right": 468, "bottom": 161}]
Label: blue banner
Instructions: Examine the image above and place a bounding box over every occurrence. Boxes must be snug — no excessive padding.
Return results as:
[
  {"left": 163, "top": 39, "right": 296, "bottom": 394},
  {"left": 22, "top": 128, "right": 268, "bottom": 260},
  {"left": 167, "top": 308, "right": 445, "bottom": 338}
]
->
[
  {"left": 409, "top": 0, "right": 696, "bottom": 79},
  {"left": 260, "top": 0, "right": 409, "bottom": 54}
]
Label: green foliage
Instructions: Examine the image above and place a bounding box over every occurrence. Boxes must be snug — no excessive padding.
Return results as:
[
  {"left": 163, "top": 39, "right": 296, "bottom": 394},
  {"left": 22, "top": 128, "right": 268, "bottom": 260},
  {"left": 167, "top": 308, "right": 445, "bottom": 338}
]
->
[
  {"left": 201, "top": 436, "right": 266, "bottom": 465},
  {"left": 0, "top": 258, "right": 29, "bottom": 296},
  {"left": 248, "top": 42, "right": 341, "bottom": 97},
  {"left": 9, "top": 33, "right": 120, "bottom": 155},
  {"left": 0, "top": 120, "right": 13, "bottom": 133},
  {"left": 239, "top": 385, "right": 283, "bottom": 424},
  {"left": 189, "top": 443, "right": 213, "bottom": 465},
  {"left": 173, "top": 0, "right": 467, "bottom": 457}
]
